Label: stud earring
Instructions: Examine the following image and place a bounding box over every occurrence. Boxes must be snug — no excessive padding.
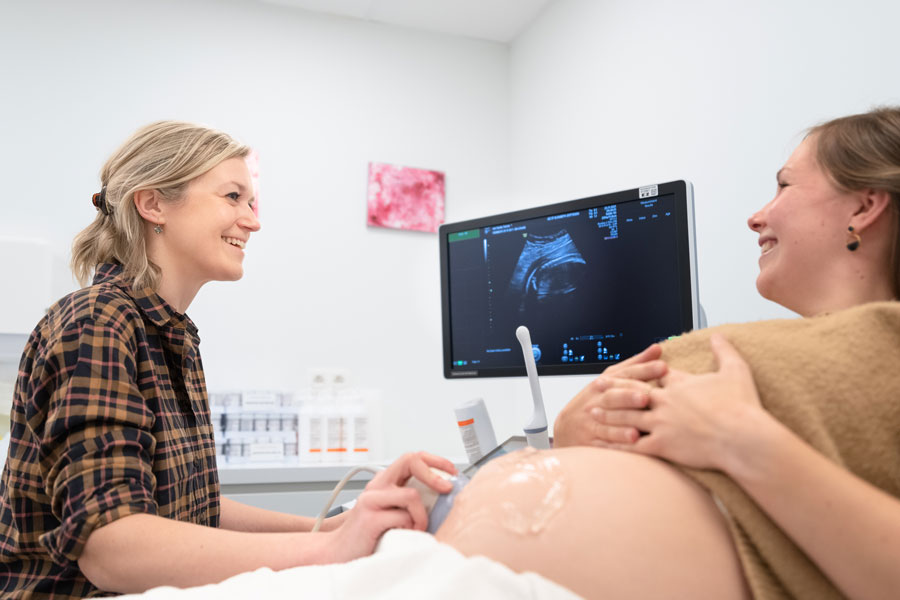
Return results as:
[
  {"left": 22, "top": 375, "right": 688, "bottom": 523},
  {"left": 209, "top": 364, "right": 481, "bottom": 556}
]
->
[
  {"left": 154, "top": 224, "right": 163, "bottom": 235},
  {"left": 846, "top": 226, "right": 861, "bottom": 251}
]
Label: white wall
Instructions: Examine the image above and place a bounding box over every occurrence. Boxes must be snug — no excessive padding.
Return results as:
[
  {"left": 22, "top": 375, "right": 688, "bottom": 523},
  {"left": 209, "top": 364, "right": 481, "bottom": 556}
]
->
[
  {"left": 0, "top": 0, "right": 518, "bottom": 461},
  {"left": 4, "top": 0, "right": 900, "bottom": 463},
  {"left": 505, "top": 0, "right": 900, "bottom": 413},
  {"left": 510, "top": 0, "right": 900, "bottom": 324}
]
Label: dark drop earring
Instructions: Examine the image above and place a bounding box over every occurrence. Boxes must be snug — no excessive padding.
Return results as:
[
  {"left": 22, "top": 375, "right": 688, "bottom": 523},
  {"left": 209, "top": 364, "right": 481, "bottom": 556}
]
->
[{"left": 846, "top": 226, "right": 861, "bottom": 251}]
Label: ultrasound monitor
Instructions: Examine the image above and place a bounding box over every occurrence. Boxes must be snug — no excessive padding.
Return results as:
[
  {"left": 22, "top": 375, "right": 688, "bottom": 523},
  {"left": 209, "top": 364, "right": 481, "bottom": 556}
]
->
[{"left": 439, "top": 180, "right": 700, "bottom": 378}]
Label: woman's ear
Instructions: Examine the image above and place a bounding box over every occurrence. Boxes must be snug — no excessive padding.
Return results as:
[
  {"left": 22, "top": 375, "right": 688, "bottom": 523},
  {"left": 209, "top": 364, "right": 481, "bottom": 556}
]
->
[
  {"left": 133, "top": 189, "right": 165, "bottom": 227},
  {"left": 849, "top": 188, "right": 893, "bottom": 232}
]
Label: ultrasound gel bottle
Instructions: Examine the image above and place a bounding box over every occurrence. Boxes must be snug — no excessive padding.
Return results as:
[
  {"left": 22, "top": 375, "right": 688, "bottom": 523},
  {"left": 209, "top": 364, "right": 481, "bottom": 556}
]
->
[
  {"left": 324, "top": 389, "right": 347, "bottom": 463},
  {"left": 299, "top": 388, "right": 326, "bottom": 463},
  {"left": 346, "top": 391, "right": 369, "bottom": 463},
  {"left": 335, "top": 390, "right": 357, "bottom": 464},
  {"left": 454, "top": 398, "right": 498, "bottom": 463}
]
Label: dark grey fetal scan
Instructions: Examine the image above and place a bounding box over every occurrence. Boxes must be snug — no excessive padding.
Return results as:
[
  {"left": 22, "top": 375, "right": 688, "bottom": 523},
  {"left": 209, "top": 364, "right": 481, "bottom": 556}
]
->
[{"left": 507, "top": 230, "right": 587, "bottom": 313}]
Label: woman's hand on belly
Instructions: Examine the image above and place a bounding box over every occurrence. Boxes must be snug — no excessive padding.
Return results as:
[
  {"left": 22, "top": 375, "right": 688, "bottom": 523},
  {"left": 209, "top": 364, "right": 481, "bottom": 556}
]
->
[
  {"left": 553, "top": 343, "right": 666, "bottom": 447},
  {"left": 620, "top": 334, "right": 770, "bottom": 471}
]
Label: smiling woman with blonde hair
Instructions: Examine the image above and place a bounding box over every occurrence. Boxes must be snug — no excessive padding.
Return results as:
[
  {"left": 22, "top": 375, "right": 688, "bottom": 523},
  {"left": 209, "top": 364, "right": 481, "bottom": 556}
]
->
[{"left": 0, "top": 121, "right": 455, "bottom": 598}]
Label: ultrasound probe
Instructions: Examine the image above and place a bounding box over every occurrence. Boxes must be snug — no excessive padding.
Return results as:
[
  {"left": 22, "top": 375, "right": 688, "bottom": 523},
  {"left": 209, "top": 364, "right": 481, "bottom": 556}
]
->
[
  {"left": 312, "top": 466, "right": 470, "bottom": 534},
  {"left": 515, "top": 326, "right": 551, "bottom": 449}
]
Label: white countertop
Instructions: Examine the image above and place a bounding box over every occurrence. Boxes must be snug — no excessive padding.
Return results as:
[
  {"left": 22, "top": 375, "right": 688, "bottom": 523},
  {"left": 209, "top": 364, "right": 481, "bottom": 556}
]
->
[
  {"left": 218, "top": 463, "right": 380, "bottom": 485},
  {"left": 218, "top": 460, "right": 469, "bottom": 485}
]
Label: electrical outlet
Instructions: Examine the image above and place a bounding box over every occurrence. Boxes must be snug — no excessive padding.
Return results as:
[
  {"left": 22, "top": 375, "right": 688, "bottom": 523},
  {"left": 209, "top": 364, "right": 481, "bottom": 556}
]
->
[
  {"left": 308, "top": 368, "right": 330, "bottom": 390},
  {"left": 307, "top": 367, "right": 351, "bottom": 391},
  {"left": 331, "top": 368, "right": 350, "bottom": 390}
]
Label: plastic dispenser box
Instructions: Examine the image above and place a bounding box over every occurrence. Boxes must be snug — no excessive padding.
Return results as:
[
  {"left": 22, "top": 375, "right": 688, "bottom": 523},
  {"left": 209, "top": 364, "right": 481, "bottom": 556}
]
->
[{"left": 211, "top": 390, "right": 300, "bottom": 466}]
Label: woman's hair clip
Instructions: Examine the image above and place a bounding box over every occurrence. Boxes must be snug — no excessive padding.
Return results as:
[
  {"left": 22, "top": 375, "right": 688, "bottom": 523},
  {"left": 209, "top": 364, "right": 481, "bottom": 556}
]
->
[{"left": 91, "top": 186, "right": 110, "bottom": 215}]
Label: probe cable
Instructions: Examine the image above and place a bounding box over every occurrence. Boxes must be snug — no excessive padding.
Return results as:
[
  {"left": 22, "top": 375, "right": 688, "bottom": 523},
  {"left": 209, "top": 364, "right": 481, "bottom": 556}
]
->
[{"left": 311, "top": 465, "right": 386, "bottom": 532}]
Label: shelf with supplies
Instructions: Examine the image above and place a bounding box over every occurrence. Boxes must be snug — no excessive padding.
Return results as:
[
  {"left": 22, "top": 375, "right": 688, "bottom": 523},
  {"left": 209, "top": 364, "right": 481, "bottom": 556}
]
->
[
  {"left": 211, "top": 387, "right": 383, "bottom": 469},
  {"left": 211, "top": 384, "right": 384, "bottom": 517}
]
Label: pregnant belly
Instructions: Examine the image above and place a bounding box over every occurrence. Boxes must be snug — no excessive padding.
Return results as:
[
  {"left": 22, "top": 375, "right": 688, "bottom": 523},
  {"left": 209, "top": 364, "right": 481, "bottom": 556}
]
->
[{"left": 436, "top": 446, "right": 750, "bottom": 600}]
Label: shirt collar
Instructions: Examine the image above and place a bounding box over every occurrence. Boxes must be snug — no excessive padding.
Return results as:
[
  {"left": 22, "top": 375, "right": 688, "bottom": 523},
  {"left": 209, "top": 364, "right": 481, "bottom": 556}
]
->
[{"left": 93, "top": 263, "right": 200, "bottom": 340}]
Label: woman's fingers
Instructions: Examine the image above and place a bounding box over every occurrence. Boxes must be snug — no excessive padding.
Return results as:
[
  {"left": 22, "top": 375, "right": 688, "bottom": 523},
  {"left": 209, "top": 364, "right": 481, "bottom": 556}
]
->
[
  {"left": 357, "top": 486, "right": 429, "bottom": 531},
  {"left": 328, "top": 509, "right": 413, "bottom": 563},
  {"left": 602, "top": 343, "right": 667, "bottom": 381},
  {"left": 590, "top": 403, "right": 656, "bottom": 438},
  {"left": 591, "top": 405, "right": 649, "bottom": 427},
  {"left": 371, "top": 509, "right": 414, "bottom": 533},
  {"left": 589, "top": 385, "right": 651, "bottom": 410},
  {"left": 338, "top": 450, "right": 462, "bottom": 558},
  {"left": 603, "top": 336, "right": 764, "bottom": 470},
  {"left": 603, "top": 359, "right": 668, "bottom": 382},
  {"left": 373, "top": 451, "right": 456, "bottom": 494},
  {"left": 588, "top": 423, "right": 640, "bottom": 444},
  {"left": 610, "top": 359, "right": 668, "bottom": 381},
  {"left": 418, "top": 450, "right": 458, "bottom": 475},
  {"left": 628, "top": 431, "right": 662, "bottom": 456},
  {"left": 403, "top": 452, "right": 456, "bottom": 493},
  {"left": 556, "top": 371, "right": 658, "bottom": 447},
  {"left": 619, "top": 342, "right": 663, "bottom": 366},
  {"left": 557, "top": 379, "right": 655, "bottom": 446}
]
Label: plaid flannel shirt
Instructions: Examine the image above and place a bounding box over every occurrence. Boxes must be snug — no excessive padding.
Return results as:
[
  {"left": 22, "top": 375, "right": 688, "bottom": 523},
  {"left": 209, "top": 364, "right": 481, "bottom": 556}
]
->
[{"left": 1, "top": 263, "right": 220, "bottom": 598}]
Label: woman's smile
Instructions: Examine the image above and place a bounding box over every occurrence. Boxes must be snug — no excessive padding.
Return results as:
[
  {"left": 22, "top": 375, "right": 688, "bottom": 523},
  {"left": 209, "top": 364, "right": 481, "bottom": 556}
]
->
[
  {"left": 222, "top": 236, "right": 247, "bottom": 251},
  {"left": 758, "top": 237, "right": 777, "bottom": 256}
]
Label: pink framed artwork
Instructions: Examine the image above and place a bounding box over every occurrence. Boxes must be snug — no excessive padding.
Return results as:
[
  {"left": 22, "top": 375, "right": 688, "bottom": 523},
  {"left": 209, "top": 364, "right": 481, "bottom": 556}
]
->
[
  {"left": 367, "top": 162, "right": 445, "bottom": 233},
  {"left": 245, "top": 150, "right": 260, "bottom": 218}
]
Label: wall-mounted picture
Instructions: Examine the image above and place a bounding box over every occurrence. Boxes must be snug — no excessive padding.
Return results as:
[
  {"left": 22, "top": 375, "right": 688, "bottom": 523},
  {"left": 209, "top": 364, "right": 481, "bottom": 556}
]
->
[
  {"left": 245, "top": 149, "right": 260, "bottom": 217},
  {"left": 367, "top": 162, "right": 445, "bottom": 233}
]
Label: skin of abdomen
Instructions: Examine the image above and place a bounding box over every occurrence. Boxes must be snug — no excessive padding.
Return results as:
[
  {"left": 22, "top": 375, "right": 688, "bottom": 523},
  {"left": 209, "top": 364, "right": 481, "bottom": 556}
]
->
[{"left": 435, "top": 447, "right": 750, "bottom": 600}]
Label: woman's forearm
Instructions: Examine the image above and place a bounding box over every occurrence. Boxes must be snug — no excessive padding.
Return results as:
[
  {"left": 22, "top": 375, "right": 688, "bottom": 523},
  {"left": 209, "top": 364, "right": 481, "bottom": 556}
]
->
[
  {"left": 219, "top": 496, "right": 347, "bottom": 532},
  {"left": 220, "top": 496, "right": 314, "bottom": 532},
  {"left": 726, "top": 411, "right": 900, "bottom": 600},
  {"left": 78, "top": 513, "right": 335, "bottom": 594}
]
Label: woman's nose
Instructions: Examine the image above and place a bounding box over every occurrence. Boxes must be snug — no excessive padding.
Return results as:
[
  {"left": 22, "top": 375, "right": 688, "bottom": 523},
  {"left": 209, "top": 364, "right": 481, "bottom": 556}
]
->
[
  {"left": 747, "top": 201, "right": 770, "bottom": 232},
  {"left": 747, "top": 211, "right": 762, "bottom": 232},
  {"left": 240, "top": 207, "right": 261, "bottom": 232}
]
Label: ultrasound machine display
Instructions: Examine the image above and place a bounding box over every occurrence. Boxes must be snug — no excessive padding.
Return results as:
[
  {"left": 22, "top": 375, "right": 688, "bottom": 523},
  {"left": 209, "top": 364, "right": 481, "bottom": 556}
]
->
[{"left": 439, "top": 181, "right": 699, "bottom": 378}]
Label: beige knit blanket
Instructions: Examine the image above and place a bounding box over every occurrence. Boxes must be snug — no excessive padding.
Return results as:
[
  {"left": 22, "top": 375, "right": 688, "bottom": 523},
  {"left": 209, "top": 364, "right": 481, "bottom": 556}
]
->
[{"left": 658, "top": 301, "right": 900, "bottom": 599}]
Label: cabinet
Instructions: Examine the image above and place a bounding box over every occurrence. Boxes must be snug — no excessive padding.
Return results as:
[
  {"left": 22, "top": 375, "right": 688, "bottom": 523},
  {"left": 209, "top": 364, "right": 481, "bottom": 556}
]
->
[{"left": 219, "top": 465, "right": 373, "bottom": 517}]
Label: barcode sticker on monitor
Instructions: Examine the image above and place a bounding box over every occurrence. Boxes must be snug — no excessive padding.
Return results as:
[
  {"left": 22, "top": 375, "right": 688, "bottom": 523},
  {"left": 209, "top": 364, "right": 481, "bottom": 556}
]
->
[{"left": 639, "top": 184, "right": 659, "bottom": 199}]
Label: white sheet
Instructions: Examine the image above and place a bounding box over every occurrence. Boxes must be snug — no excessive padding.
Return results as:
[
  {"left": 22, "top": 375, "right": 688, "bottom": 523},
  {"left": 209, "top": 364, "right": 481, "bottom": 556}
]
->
[{"left": 117, "top": 529, "right": 582, "bottom": 599}]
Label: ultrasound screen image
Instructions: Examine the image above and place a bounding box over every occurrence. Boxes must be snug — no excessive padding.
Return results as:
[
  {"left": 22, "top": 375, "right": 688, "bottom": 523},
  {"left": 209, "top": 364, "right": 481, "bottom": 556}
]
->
[
  {"left": 445, "top": 193, "right": 690, "bottom": 374},
  {"left": 507, "top": 229, "right": 586, "bottom": 313}
]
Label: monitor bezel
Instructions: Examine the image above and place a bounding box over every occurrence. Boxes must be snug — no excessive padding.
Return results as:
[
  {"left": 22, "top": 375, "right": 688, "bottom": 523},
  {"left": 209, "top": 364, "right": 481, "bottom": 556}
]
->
[{"left": 439, "top": 180, "right": 699, "bottom": 379}]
